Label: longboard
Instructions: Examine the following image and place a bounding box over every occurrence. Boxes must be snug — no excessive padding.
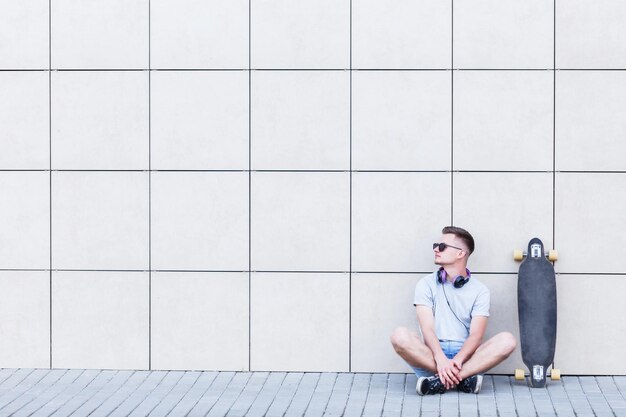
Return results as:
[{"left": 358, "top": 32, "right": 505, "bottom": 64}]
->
[{"left": 513, "top": 237, "right": 560, "bottom": 388}]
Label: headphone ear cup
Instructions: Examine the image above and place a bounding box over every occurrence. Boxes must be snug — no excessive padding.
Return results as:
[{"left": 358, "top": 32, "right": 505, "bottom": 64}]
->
[
  {"left": 454, "top": 275, "right": 469, "bottom": 288},
  {"left": 453, "top": 268, "right": 472, "bottom": 288},
  {"left": 437, "top": 268, "right": 445, "bottom": 284}
]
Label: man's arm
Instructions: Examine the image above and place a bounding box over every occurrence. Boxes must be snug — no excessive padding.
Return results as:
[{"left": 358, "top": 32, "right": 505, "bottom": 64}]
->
[
  {"left": 416, "top": 306, "right": 461, "bottom": 388},
  {"left": 453, "top": 316, "right": 488, "bottom": 366}
]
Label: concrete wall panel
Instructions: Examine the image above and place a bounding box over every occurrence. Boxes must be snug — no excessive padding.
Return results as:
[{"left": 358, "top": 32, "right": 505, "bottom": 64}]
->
[
  {"left": 352, "top": 71, "right": 451, "bottom": 171},
  {"left": 250, "top": 273, "right": 349, "bottom": 371},
  {"left": 151, "top": 272, "right": 249, "bottom": 371},
  {"left": 0, "top": 72, "right": 49, "bottom": 169},
  {"left": 454, "top": 0, "right": 553, "bottom": 69},
  {"left": 352, "top": 0, "right": 451, "bottom": 69},
  {"left": 52, "top": 272, "right": 149, "bottom": 369},
  {"left": 0, "top": 172, "right": 50, "bottom": 269},
  {"left": 151, "top": 0, "right": 248, "bottom": 69},
  {"left": 0, "top": 0, "right": 48, "bottom": 69},
  {"left": 0, "top": 272, "right": 50, "bottom": 368}
]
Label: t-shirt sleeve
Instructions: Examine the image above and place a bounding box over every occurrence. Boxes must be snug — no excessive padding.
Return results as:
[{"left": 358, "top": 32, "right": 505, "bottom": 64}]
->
[
  {"left": 471, "top": 287, "right": 490, "bottom": 317},
  {"left": 413, "top": 277, "right": 434, "bottom": 308}
]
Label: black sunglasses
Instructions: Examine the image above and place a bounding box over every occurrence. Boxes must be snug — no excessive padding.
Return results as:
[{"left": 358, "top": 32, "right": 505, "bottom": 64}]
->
[{"left": 433, "top": 242, "right": 465, "bottom": 252}]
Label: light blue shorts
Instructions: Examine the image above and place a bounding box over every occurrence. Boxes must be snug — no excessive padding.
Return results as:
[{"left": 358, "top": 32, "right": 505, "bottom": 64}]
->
[{"left": 410, "top": 340, "right": 464, "bottom": 378}]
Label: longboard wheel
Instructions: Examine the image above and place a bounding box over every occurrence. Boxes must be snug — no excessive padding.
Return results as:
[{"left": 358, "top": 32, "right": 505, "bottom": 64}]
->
[
  {"left": 550, "top": 369, "right": 561, "bottom": 380},
  {"left": 513, "top": 250, "right": 524, "bottom": 261},
  {"left": 514, "top": 369, "right": 525, "bottom": 380},
  {"left": 548, "top": 250, "right": 558, "bottom": 262}
]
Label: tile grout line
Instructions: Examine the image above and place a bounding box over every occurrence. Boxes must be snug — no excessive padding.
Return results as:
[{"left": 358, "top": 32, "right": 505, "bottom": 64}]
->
[
  {"left": 450, "top": 0, "right": 454, "bottom": 226},
  {"left": 48, "top": 0, "right": 53, "bottom": 370},
  {"left": 553, "top": 0, "right": 557, "bottom": 260},
  {"left": 13, "top": 67, "right": 626, "bottom": 72},
  {"left": 4, "top": 168, "right": 626, "bottom": 174},
  {"left": 148, "top": 0, "right": 152, "bottom": 371},
  {"left": 349, "top": 0, "right": 353, "bottom": 373},
  {"left": 248, "top": 0, "right": 252, "bottom": 373}
]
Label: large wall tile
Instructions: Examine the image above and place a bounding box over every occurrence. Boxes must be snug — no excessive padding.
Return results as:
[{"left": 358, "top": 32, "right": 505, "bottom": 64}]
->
[
  {"left": 453, "top": 173, "right": 553, "bottom": 273},
  {"left": 151, "top": 0, "right": 248, "bottom": 69},
  {"left": 478, "top": 274, "right": 522, "bottom": 375},
  {"left": 0, "top": 1, "right": 48, "bottom": 69},
  {"left": 251, "top": 173, "right": 349, "bottom": 271},
  {"left": 351, "top": 273, "right": 420, "bottom": 372},
  {"left": 555, "top": 173, "right": 626, "bottom": 274},
  {"left": 151, "top": 71, "right": 248, "bottom": 170},
  {"left": 555, "top": 275, "right": 626, "bottom": 374},
  {"left": 52, "top": 172, "right": 149, "bottom": 270},
  {"left": 0, "top": 172, "right": 49, "bottom": 269},
  {"left": 251, "top": 71, "right": 349, "bottom": 170},
  {"left": 250, "top": 273, "right": 349, "bottom": 371},
  {"left": 51, "top": 0, "right": 148, "bottom": 69},
  {"left": 352, "top": 71, "right": 450, "bottom": 171},
  {"left": 51, "top": 71, "right": 149, "bottom": 170},
  {"left": 454, "top": 71, "right": 553, "bottom": 171},
  {"left": 556, "top": 72, "right": 626, "bottom": 171},
  {"left": 454, "top": 0, "right": 553, "bottom": 69},
  {"left": 52, "top": 272, "right": 149, "bottom": 369},
  {"left": 352, "top": 172, "right": 451, "bottom": 272},
  {"left": 152, "top": 172, "right": 248, "bottom": 271},
  {"left": 251, "top": 0, "right": 349, "bottom": 69},
  {"left": 352, "top": 0, "right": 450, "bottom": 69},
  {"left": 0, "top": 272, "right": 50, "bottom": 368},
  {"left": 557, "top": 1, "right": 626, "bottom": 69},
  {"left": 152, "top": 272, "right": 248, "bottom": 371},
  {"left": 0, "top": 72, "right": 49, "bottom": 169}
]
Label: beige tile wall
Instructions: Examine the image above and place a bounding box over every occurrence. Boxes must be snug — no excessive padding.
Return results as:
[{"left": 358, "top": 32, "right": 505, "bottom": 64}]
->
[{"left": 1, "top": 0, "right": 625, "bottom": 376}]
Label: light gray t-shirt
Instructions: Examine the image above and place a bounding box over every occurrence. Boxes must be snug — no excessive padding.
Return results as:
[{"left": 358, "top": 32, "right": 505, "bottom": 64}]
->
[{"left": 413, "top": 271, "right": 490, "bottom": 343}]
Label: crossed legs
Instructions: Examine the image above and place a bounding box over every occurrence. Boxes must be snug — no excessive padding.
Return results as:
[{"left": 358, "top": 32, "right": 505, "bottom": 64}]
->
[{"left": 390, "top": 327, "right": 517, "bottom": 381}]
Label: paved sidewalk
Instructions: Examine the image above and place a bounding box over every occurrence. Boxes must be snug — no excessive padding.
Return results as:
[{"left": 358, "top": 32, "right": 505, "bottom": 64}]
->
[{"left": 0, "top": 369, "right": 625, "bottom": 416}]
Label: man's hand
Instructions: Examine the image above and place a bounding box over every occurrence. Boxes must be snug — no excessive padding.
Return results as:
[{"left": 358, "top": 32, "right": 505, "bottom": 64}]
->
[{"left": 435, "top": 356, "right": 463, "bottom": 389}]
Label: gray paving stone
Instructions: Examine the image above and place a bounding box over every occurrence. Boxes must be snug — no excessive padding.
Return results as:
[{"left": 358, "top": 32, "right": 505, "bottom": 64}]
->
[
  {"left": 0, "top": 369, "right": 16, "bottom": 386},
  {"left": 400, "top": 374, "right": 422, "bottom": 417},
  {"left": 0, "top": 369, "right": 68, "bottom": 416},
  {"left": 0, "top": 369, "right": 620, "bottom": 416},
  {"left": 459, "top": 391, "right": 478, "bottom": 416},
  {"left": 148, "top": 371, "right": 202, "bottom": 417},
  {"left": 186, "top": 371, "right": 236, "bottom": 416},
  {"left": 245, "top": 372, "right": 287, "bottom": 417},
  {"left": 284, "top": 373, "right": 320, "bottom": 417},
  {"left": 324, "top": 373, "right": 354, "bottom": 417},
  {"left": 263, "top": 372, "right": 304, "bottom": 417},
  {"left": 343, "top": 373, "right": 371, "bottom": 417},
  {"left": 361, "top": 373, "right": 387, "bottom": 417},
  {"left": 303, "top": 372, "right": 337, "bottom": 417},
  {"left": 166, "top": 371, "right": 219, "bottom": 416},
  {"left": 69, "top": 370, "right": 134, "bottom": 417},
  {"left": 225, "top": 372, "right": 269, "bottom": 417},
  {"left": 0, "top": 369, "right": 36, "bottom": 396},
  {"left": 381, "top": 373, "right": 405, "bottom": 417},
  {"left": 101, "top": 371, "right": 168, "bottom": 417},
  {"left": 30, "top": 369, "right": 101, "bottom": 417},
  {"left": 206, "top": 372, "right": 252, "bottom": 417},
  {"left": 49, "top": 370, "right": 117, "bottom": 417},
  {"left": 87, "top": 371, "right": 152, "bottom": 417},
  {"left": 440, "top": 389, "right": 459, "bottom": 417},
  {"left": 493, "top": 376, "right": 516, "bottom": 415},
  {"left": 419, "top": 392, "right": 440, "bottom": 413},
  {"left": 0, "top": 369, "right": 50, "bottom": 410}
]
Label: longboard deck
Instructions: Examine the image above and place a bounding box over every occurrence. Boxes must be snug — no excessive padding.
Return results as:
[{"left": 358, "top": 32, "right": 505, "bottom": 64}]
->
[{"left": 517, "top": 237, "right": 557, "bottom": 388}]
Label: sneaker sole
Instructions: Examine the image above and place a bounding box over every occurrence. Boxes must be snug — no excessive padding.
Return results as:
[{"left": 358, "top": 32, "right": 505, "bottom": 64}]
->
[{"left": 474, "top": 375, "right": 484, "bottom": 394}]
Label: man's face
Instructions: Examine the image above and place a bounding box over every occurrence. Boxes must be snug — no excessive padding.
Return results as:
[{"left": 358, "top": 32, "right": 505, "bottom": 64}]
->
[{"left": 433, "top": 233, "right": 467, "bottom": 266}]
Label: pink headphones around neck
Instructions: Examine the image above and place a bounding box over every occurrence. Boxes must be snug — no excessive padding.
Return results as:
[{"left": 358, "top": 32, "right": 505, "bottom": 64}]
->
[{"left": 437, "top": 267, "right": 471, "bottom": 288}]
